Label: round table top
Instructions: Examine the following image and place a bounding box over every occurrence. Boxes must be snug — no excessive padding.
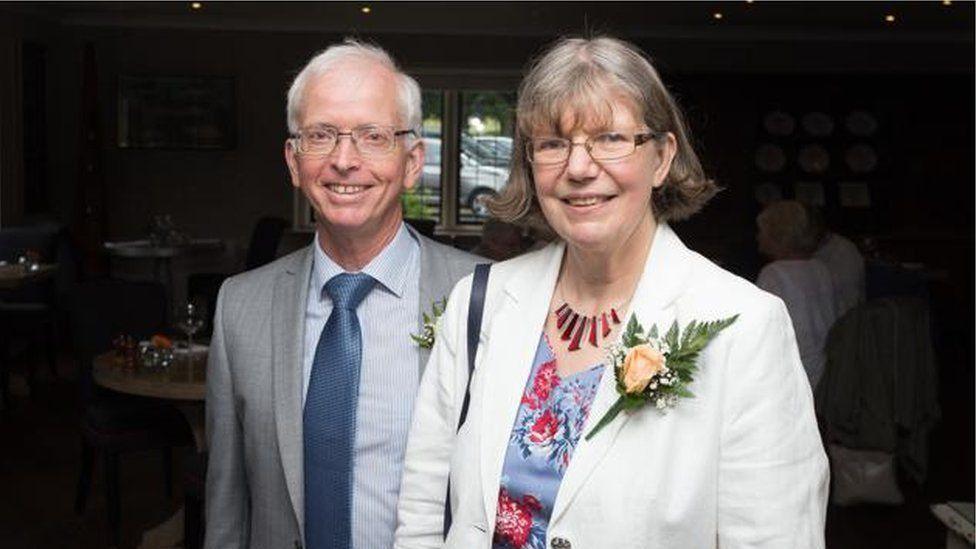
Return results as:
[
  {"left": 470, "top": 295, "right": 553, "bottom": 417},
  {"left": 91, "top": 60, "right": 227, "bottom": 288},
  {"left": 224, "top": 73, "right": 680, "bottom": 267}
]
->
[
  {"left": 0, "top": 263, "right": 58, "bottom": 290},
  {"left": 103, "top": 238, "right": 224, "bottom": 259},
  {"left": 92, "top": 351, "right": 206, "bottom": 401}
]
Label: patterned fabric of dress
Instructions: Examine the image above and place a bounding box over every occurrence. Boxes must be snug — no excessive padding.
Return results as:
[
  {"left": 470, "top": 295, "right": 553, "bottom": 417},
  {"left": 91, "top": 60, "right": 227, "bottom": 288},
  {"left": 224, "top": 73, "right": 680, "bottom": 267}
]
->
[{"left": 492, "top": 335, "right": 604, "bottom": 549}]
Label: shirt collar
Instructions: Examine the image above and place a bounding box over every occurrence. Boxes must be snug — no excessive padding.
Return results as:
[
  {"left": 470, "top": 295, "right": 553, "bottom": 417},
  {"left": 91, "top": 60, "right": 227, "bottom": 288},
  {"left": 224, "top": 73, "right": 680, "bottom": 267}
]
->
[{"left": 312, "top": 222, "right": 418, "bottom": 300}]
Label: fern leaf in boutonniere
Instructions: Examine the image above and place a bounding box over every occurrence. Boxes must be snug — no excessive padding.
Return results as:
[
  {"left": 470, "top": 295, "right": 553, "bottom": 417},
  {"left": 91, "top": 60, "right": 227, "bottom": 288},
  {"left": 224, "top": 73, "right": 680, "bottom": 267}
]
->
[
  {"left": 585, "top": 313, "right": 738, "bottom": 441},
  {"left": 411, "top": 298, "right": 447, "bottom": 349}
]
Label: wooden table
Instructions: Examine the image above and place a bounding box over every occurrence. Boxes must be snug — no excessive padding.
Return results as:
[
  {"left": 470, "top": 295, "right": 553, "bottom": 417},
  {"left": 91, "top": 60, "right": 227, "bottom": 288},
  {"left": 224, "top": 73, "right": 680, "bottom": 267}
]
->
[
  {"left": 92, "top": 350, "right": 208, "bottom": 549},
  {"left": 92, "top": 351, "right": 206, "bottom": 402},
  {"left": 0, "top": 263, "right": 57, "bottom": 290}
]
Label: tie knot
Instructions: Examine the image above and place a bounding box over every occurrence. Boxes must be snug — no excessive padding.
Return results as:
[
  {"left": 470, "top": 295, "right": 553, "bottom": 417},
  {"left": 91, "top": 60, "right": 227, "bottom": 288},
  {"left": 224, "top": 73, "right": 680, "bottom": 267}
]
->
[{"left": 324, "top": 273, "right": 375, "bottom": 310}]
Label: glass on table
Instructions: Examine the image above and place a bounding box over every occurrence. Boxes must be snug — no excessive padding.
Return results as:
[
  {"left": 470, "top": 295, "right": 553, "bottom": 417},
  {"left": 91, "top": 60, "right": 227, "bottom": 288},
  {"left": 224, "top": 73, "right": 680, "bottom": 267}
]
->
[{"left": 175, "top": 301, "right": 206, "bottom": 366}]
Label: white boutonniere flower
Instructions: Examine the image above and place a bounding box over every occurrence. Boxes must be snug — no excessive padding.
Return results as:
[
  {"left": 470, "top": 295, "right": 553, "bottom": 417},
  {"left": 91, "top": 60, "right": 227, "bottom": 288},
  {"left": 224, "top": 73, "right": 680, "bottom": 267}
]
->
[{"left": 411, "top": 298, "right": 447, "bottom": 349}]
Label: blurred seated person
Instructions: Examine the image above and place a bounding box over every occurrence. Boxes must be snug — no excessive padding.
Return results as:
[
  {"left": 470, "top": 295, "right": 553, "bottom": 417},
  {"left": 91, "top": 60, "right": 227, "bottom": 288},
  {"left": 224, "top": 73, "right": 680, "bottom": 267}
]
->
[
  {"left": 808, "top": 205, "right": 865, "bottom": 316},
  {"left": 756, "top": 200, "right": 837, "bottom": 388},
  {"left": 470, "top": 218, "right": 525, "bottom": 261}
]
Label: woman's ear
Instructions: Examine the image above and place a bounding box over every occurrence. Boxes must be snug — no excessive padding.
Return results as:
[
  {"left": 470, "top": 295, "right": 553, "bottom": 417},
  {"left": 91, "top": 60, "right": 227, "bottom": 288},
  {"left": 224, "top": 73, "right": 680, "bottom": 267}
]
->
[{"left": 651, "top": 132, "right": 678, "bottom": 189}]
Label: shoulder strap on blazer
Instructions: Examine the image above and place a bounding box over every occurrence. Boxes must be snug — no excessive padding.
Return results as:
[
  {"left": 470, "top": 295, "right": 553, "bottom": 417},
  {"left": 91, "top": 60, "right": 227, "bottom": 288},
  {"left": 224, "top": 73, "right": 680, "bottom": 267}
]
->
[
  {"left": 444, "top": 262, "right": 491, "bottom": 538},
  {"left": 458, "top": 262, "right": 490, "bottom": 432}
]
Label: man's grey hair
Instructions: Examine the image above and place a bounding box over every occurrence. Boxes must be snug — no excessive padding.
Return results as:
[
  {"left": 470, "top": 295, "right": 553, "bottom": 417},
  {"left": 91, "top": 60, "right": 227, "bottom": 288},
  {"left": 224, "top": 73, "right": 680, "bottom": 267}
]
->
[
  {"left": 285, "top": 38, "right": 422, "bottom": 137},
  {"left": 757, "top": 200, "right": 821, "bottom": 256}
]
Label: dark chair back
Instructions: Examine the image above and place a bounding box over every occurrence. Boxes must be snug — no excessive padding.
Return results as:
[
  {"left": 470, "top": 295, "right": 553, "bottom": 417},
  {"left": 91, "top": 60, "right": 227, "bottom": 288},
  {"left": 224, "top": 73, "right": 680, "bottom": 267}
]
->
[{"left": 243, "top": 216, "right": 288, "bottom": 271}]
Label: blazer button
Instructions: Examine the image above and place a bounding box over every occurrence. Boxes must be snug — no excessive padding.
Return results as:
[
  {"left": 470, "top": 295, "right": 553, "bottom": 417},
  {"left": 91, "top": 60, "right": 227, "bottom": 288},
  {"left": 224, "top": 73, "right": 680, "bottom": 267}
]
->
[{"left": 551, "top": 537, "right": 572, "bottom": 549}]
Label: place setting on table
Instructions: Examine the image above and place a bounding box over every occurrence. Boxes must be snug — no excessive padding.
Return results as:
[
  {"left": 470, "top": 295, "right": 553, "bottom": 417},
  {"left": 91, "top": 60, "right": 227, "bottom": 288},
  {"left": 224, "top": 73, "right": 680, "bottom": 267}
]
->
[
  {"left": 102, "top": 214, "right": 225, "bottom": 308},
  {"left": 0, "top": 251, "right": 58, "bottom": 290},
  {"left": 93, "top": 300, "right": 209, "bottom": 436}
]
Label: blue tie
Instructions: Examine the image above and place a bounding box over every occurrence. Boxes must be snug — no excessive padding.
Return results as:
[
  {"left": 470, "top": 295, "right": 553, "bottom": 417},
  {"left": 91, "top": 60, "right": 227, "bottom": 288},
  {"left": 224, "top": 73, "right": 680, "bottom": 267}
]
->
[{"left": 304, "top": 272, "right": 376, "bottom": 549}]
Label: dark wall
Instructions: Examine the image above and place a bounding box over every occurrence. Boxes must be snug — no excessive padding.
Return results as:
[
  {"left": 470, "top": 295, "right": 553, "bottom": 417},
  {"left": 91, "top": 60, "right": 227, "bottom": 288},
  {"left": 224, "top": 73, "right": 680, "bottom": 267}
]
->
[{"left": 6, "top": 14, "right": 974, "bottom": 283}]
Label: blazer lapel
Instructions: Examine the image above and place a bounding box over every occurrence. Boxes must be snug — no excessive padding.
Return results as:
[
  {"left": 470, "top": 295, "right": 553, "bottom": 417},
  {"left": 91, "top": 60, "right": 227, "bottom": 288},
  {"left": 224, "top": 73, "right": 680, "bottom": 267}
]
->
[
  {"left": 479, "top": 242, "right": 565, "bottom": 522},
  {"left": 550, "top": 223, "right": 692, "bottom": 524},
  {"left": 272, "top": 245, "right": 314, "bottom": 532},
  {"left": 412, "top": 226, "right": 458, "bottom": 377}
]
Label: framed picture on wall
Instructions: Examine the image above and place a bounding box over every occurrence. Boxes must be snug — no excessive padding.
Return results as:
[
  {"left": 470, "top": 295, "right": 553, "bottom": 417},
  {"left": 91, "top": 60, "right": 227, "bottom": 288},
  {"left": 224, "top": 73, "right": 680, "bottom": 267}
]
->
[{"left": 118, "top": 75, "right": 236, "bottom": 150}]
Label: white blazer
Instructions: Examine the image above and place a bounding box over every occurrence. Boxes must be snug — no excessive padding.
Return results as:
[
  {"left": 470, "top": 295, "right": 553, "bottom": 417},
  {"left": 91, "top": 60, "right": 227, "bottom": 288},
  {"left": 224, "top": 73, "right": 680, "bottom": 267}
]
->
[{"left": 395, "top": 223, "right": 829, "bottom": 549}]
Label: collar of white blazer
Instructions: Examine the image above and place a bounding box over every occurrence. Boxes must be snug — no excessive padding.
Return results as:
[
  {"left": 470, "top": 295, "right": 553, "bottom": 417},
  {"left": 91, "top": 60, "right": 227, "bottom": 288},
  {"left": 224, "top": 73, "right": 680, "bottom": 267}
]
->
[{"left": 477, "top": 222, "right": 693, "bottom": 527}]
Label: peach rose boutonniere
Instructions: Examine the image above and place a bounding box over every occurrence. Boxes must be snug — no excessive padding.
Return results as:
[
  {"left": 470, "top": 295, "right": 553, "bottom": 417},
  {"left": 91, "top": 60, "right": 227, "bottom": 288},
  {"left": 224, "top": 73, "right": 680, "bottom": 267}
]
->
[{"left": 585, "top": 313, "right": 738, "bottom": 440}]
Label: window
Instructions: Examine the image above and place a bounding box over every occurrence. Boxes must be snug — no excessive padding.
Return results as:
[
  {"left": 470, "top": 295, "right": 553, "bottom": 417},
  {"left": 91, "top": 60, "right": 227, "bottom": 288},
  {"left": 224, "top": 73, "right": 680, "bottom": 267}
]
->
[
  {"left": 456, "top": 91, "right": 515, "bottom": 224},
  {"left": 403, "top": 90, "right": 442, "bottom": 223}
]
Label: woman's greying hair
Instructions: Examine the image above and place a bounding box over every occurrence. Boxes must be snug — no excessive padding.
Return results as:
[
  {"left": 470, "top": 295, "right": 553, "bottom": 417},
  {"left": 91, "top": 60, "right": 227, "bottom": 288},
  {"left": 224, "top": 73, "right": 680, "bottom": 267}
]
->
[
  {"left": 285, "top": 38, "right": 422, "bottom": 137},
  {"left": 757, "top": 200, "right": 822, "bottom": 257},
  {"left": 490, "top": 36, "right": 717, "bottom": 230}
]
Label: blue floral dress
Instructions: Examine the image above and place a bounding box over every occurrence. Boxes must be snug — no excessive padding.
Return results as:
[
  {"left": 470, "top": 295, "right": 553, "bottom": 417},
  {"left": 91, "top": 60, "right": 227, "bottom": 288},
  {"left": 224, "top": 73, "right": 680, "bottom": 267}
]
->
[{"left": 491, "top": 335, "right": 604, "bottom": 549}]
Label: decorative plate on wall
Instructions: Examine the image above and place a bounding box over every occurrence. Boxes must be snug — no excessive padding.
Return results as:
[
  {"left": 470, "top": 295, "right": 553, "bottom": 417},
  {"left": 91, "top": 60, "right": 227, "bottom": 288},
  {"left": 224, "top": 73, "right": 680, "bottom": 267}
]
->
[
  {"left": 845, "top": 110, "right": 878, "bottom": 136},
  {"left": 801, "top": 112, "right": 835, "bottom": 137},
  {"left": 798, "top": 144, "right": 831, "bottom": 173},
  {"left": 755, "top": 143, "right": 787, "bottom": 172},
  {"left": 763, "top": 111, "right": 796, "bottom": 136},
  {"left": 845, "top": 144, "right": 878, "bottom": 173}
]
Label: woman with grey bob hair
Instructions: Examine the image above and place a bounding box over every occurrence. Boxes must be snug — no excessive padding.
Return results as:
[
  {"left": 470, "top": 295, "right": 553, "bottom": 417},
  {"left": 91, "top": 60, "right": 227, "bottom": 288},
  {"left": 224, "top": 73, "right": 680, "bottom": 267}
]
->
[
  {"left": 491, "top": 36, "right": 718, "bottom": 232},
  {"left": 396, "top": 36, "right": 827, "bottom": 549}
]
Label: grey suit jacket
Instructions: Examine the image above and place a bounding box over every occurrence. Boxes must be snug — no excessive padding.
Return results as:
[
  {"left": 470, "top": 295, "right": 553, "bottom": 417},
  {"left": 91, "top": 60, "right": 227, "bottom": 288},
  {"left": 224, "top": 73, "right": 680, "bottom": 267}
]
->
[{"left": 205, "top": 227, "right": 480, "bottom": 549}]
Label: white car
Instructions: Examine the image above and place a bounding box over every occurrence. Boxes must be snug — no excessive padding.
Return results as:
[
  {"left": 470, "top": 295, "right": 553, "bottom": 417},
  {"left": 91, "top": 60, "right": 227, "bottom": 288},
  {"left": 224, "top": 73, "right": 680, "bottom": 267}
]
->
[{"left": 420, "top": 137, "right": 510, "bottom": 217}]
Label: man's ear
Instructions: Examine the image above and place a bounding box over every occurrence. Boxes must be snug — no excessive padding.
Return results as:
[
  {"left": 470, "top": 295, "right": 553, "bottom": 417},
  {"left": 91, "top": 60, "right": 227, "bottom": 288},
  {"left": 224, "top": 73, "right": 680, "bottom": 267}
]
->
[
  {"left": 402, "top": 137, "right": 425, "bottom": 191},
  {"left": 284, "top": 139, "right": 301, "bottom": 188},
  {"left": 651, "top": 132, "right": 678, "bottom": 189}
]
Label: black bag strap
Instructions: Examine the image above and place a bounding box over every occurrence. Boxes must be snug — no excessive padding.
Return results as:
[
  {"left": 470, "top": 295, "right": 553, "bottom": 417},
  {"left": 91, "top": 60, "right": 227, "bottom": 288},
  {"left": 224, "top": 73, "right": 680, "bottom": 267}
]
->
[{"left": 443, "top": 262, "right": 491, "bottom": 539}]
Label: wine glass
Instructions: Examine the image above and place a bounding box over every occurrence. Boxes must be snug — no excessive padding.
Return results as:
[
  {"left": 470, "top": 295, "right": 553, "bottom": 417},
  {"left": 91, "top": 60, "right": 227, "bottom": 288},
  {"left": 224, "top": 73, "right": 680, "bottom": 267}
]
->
[{"left": 175, "top": 302, "right": 206, "bottom": 366}]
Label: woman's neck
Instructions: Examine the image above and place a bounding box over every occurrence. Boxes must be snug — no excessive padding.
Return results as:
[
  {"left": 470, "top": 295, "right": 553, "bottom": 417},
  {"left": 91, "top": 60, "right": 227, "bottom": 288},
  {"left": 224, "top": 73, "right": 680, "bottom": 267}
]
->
[{"left": 558, "top": 213, "right": 657, "bottom": 310}]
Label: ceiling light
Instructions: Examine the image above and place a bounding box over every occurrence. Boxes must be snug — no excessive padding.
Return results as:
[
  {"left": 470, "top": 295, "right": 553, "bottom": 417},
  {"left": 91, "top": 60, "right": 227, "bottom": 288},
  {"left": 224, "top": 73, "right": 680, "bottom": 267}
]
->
[
  {"left": 361, "top": 5, "right": 371, "bottom": 14},
  {"left": 745, "top": 0, "right": 755, "bottom": 3},
  {"left": 713, "top": 12, "right": 724, "bottom": 20},
  {"left": 942, "top": 0, "right": 951, "bottom": 5},
  {"left": 190, "top": 2, "right": 202, "bottom": 9},
  {"left": 884, "top": 14, "right": 896, "bottom": 23}
]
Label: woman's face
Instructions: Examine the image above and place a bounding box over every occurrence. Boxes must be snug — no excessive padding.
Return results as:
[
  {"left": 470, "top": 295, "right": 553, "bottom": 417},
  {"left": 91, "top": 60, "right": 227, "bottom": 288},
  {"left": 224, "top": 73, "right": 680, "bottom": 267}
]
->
[{"left": 530, "top": 98, "right": 677, "bottom": 254}]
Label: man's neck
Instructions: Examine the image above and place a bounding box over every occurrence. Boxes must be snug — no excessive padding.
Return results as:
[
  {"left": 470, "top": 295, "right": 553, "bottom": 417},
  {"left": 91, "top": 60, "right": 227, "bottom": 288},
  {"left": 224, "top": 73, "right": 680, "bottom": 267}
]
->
[{"left": 316, "top": 215, "right": 403, "bottom": 272}]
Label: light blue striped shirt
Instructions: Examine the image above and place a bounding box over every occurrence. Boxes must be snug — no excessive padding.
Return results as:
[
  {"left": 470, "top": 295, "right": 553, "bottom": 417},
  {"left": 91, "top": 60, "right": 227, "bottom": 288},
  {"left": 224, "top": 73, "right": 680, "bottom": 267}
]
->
[{"left": 303, "top": 223, "right": 421, "bottom": 549}]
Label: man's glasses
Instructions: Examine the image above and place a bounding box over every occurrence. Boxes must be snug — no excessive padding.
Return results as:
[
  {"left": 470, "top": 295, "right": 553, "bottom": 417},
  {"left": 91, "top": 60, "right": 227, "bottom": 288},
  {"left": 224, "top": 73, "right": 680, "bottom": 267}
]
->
[
  {"left": 291, "top": 124, "right": 416, "bottom": 157},
  {"left": 526, "top": 131, "right": 663, "bottom": 165}
]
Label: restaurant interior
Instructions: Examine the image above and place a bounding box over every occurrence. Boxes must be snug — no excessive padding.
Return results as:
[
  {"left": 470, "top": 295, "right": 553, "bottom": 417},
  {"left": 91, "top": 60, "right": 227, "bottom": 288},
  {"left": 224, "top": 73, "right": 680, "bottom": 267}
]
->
[{"left": 0, "top": 2, "right": 973, "bottom": 547}]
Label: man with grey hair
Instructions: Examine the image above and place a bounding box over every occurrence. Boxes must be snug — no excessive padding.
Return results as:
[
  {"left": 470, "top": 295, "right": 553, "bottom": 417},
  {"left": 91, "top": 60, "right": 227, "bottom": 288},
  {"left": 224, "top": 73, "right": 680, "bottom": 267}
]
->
[{"left": 205, "top": 39, "right": 479, "bottom": 549}]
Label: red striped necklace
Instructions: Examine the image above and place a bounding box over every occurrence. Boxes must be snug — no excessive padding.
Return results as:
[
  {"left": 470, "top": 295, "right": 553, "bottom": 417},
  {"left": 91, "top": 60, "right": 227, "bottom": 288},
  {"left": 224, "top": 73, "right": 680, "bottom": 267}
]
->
[{"left": 553, "top": 302, "right": 623, "bottom": 352}]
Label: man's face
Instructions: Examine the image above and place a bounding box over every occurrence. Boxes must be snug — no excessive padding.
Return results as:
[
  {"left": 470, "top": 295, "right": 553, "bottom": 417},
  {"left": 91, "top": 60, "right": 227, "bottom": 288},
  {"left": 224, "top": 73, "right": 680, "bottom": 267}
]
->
[{"left": 285, "top": 60, "right": 424, "bottom": 243}]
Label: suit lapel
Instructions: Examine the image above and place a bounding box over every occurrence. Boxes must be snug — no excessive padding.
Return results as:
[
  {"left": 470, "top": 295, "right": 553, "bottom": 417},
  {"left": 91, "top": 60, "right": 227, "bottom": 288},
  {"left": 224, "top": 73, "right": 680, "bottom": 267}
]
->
[
  {"left": 479, "top": 242, "right": 565, "bottom": 522},
  {"left": 414, "top": 230, "right": 438, "bottom": 375},
  {"left": 272, "top": 245, "right": 314, "bottom": 532},
  {"left": 550, "top": 223, "right": 692, "bottom": 525},
  {"left": 412, "top": 226, "right": 482, "bottom": 377}
]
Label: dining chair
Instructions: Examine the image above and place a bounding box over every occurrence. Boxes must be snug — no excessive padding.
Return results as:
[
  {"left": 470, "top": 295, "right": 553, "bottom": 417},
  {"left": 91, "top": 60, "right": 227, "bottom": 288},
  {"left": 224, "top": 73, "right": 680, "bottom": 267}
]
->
[
  {"left": 187, "top": 215, "right": 287, "bottom": 335},
  {"left": 68, "top": 278, "right": 192, "bottom": 546}
]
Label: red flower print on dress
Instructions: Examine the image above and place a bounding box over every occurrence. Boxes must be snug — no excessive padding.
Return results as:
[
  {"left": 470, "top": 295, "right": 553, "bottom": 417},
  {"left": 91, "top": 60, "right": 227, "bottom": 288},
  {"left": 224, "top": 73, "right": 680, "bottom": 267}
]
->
[
  {"left": 528, "top": 409, "right": 559, "bottom": 446},
  {"left": 494, "top": 488, "right": 542, "bottom": 548},
  {"left": 521, "top": 359, "right": 559, "bottom": 410}
]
